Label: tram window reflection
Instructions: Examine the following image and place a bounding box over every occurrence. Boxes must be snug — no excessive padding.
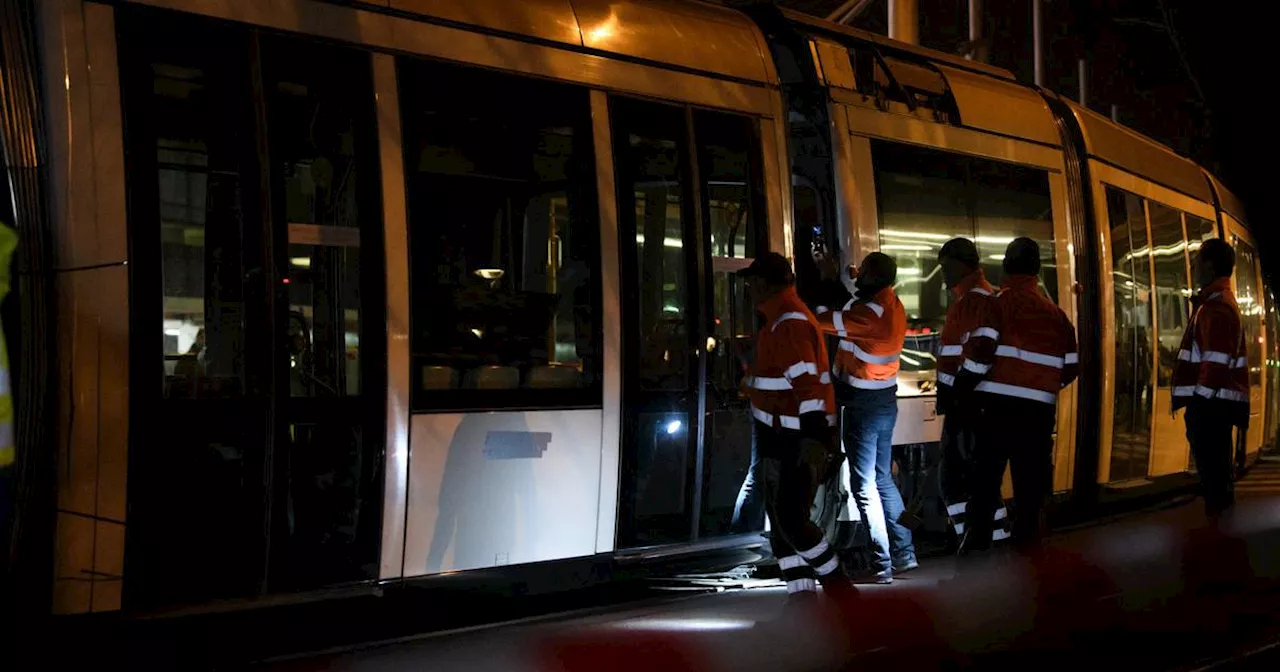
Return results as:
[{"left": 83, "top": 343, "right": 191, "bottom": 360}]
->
[
  {"left": 399, "top": 59, "right": 601, "bottom": 411},
  {"left": 871, "top": 141, "right": 1057, "bottom": 388},
  {"left": 1233, "top": 237, "right": 1264, "bottom": 387},
  {"left": 1148, "top": 203, "right": 1191, "bottom": 387}
]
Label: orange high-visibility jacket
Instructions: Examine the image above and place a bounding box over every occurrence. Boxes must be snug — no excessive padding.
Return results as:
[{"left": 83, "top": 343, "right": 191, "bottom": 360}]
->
[
  {"left": 966, "top": 274, "right": 1078, "bottom": 404},
  {"left": 1172, "top": 277, "right": 1250, "bottom": 411},
  {"left": 748, "top": 286, "right": 838, "bottom": 434},
  {"left": 815, "top": 285, "right": 906, "bottom": 391},
  {"left": 936, "top": 269, "right": 998, "bottom": 413}
]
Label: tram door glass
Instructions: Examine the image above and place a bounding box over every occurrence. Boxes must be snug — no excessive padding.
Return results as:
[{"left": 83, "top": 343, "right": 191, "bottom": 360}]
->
[
  {"left": 612, "top": 98, "right": 765, "bottom": 546},
  {"left": 871, "top": 142, "right": 1056, "bottom": 392},
  {"left": 121, "top": 8, "right": 384, "bottom": 608},
  {"left": 1148, "top": 202, "right": 1193, "bottom": 476},
  {"left": 1232, "top": 237, "right": 1263, "bottom": 388},
  {"left": 1265, "top": 297, "right": 1280, "bottom": 448},
  {"left": 1106, "top": 187, "right": 1154, "bottom": 482}
]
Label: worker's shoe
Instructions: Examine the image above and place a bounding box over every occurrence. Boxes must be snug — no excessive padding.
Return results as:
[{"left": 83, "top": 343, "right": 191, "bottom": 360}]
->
[
  {"left": 818, "top": 571, "right": 859, "bottom": 602},
  {"left": 852, "top": 568, "right": 893, "bottom": 585},
  {"left": 893, "top": 557, "right": 920, "bottom": 574}
]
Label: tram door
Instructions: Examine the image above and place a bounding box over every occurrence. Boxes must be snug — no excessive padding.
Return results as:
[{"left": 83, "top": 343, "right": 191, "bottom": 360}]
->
[
  {"left": 611, "top": 98, "right": 765, "bottom": 547},
  {"left": 121, "top": 10, "right": 384, "bottom": 608}
]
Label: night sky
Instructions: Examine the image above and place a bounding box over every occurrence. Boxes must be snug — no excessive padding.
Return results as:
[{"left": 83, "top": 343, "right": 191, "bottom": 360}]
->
[{"left": 782, "top": 0, "right": 1274, "bottom": 285}]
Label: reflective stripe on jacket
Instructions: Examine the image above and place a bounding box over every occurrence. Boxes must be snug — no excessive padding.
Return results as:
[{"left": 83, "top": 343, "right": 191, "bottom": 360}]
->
[
  {"left": 815, "top": 285, "right": 906, "bottom": 391},
  {"left": 970, "top": 274, "right": 1078, "bottom": 405},
  {"left": 748, "top": 286, "right": 838, "bottom": 433},
  {"left": 1171, "top": 277, "right": 1249, "bottom": 411},
  {"left": 936, "top": 269, "right": 997, "bottom": 390}
]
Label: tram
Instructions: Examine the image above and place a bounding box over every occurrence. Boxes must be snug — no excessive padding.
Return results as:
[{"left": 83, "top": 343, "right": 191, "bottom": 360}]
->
[{"left": 15, "top": 0, "right": 1275, "bottom": 616}]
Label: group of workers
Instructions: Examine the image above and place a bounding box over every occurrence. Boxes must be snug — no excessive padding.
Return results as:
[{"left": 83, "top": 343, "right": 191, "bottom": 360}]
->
[{"left": 733, "top": 233, "right": 1248, "bottom": 599}]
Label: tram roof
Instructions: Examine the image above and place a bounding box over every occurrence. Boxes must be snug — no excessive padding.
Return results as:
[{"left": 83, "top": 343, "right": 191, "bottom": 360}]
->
[{"left": 386, "top": 0, "right": 777, "bottom": 85}]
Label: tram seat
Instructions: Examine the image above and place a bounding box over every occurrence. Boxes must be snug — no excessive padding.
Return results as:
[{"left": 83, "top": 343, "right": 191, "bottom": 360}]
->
[
  {"left": 421, "top": 365, "right": 460, "bottom": 390},
  {"left": 464, "top": 365, "right": 520, "bottom": 390},
  {"left": 525, "top": 364, "right": 580, "bottom": 389}
]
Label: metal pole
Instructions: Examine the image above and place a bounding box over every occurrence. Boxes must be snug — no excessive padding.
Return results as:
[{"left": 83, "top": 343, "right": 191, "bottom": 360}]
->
[
  {"left": 1111, "top": 104, "right": 1119, "bottom": 122},
  {"left": 826, "top": 0, "right": 861, "bottom": 22},
  {"left": 1032, "top": 0, "right": 1044, "bottom": 86},
  {"left": 967, "top": 0, "right": 985, "bottom": 62},
  {"left": 890, "top": 0, "right": 919, "bottom": 45},
  {"left": 1078, "top": 58, "right": 1087, "bottom": 106}
]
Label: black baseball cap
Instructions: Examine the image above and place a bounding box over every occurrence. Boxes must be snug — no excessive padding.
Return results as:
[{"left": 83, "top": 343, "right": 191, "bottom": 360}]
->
[{"left": 736, "top": 251, "right": 795, "bottom": 286}]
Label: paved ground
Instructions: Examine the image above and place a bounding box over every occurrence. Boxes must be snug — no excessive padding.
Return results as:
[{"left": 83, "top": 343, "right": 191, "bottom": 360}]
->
[{"left": 248, "top": 456, "right": 1280, "bottom": 672}]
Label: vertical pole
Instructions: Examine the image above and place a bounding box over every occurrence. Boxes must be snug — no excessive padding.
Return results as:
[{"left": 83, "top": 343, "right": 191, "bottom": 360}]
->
[
  {"left": 1078, "top": 58, "right": 1087, "bottom": 107},
  {"left": 1033, "top": 0, "right": 1044, "bottom": 86},
  {"left": 1111, "top": 103, "right": 1119, "bottom": 123},
  {"left": 889, "top": 0, "right": 919, "bottom": 45},
  {"left": 968, "top": 0, "right": 985, "bottom": 62}
]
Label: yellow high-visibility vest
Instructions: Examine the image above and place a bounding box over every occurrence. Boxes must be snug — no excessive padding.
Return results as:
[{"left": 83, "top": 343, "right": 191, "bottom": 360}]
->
[{"left": 0, "top": 222, "right": 14, "bottom": 468}]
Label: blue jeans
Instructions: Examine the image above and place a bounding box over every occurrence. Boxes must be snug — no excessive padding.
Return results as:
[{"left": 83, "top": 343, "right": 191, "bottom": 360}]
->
[
  {"left": 842, "top": 386, "right": 914, "bottom": 572},
  {"left": 731, "top": 425, "right": 765, "bottom": 533}
]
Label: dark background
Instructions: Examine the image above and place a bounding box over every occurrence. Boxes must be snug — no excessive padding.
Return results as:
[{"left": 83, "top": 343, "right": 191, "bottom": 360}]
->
[{"left": 780, "top": 0, "right": 1274, "bottom": 285}]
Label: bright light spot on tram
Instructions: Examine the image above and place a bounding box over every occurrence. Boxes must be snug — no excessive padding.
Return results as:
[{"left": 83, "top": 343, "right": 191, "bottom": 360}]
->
[
  {"left": 666, "top": 420, "right": 682, "bottom": 435},
  {"left": 291, "top": 256, "right": 312, "bottom": 268},
  {"left": 612, "top": 617, "right": 754, "bottom": 632}
]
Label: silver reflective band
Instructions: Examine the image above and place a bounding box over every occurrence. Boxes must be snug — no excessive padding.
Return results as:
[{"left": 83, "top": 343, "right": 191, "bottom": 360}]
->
[
  {"left": 970, "top": 327, "right": 1000, "bottom": 341},
  {"left": 826, "top": 414, "right": 838, "bottom": 427},
  {"left": 969, "top": 287, "right": 993, "bottom": 296},
  {"left": 842, "top": 374, "right": 899, "bottom": 390},
  {"left": 1217, "top": 388, "right": 1248, "bottom": 402},
  {"left": 1232, "top": 356, "right": 1248, "bottom": 369},
  {"left": 813, "top": 555, "right": 840, "bottom": 576},
  {"left": 1190, "top": 385, "right": 1248, "bottom": 403},
  {"left": 1177, "top": 349, "right": 1195, "bottom": 362},
  {"left": 785, "top": 360, "right": 819, "bottom": 380},
  {"left": 1064, "top": 352, "right": 1079, "bottom": 365},
  {"left": 798, "top": 398, "right": 827, "bottom": 414},
  {"left": 975, "top": 380, "right": 1056, "bottom": 404},
  {"left": 819, "top": 371, "right": 832, "bottom": 385},
  {"left": 939, "top": 344, "right": 964, "bottom": 357},
  {"left": 995, "top": 344, "right": 1064, "bottom": 369},
  {"left": 771, "top": 311, "right": 809, "bottom": 331},
  {"left": 961, "top": 359, "right": 991, "bottom": 375},
  {"left": 752, "top": 405, "right": 803, "bottom": 430},
  {"left": 1172, "top": 385, "right": 1197, "bottom": 397},
  {"left": 832, "top": 311, "right": 846, "bottom": 335},
  {"left": 787, "top": 578, "right": 817, "bottom": 594},
  {"left": 1201, "top": 350, "right": 1232, "bottom": 365},
  {"left": 778, "top": 555, "right": 806, "bottom": 570},
  {"left": 815, "top": 306, "right": 830, "bottom": 315},
  {"left": 947, "top": 502, "right": 966, "bottom": 516},
  {"left": 936, "top": 371, "right": 956, "bottom": 387},
  {"left": 839, "top": 340, "right": 901, "bottom": 365},
  {"left": 750, "top": 376, "right": 791, "bottom": 391},
  {"left": 797, "top": 539, "right": 830, "bottom": 560},
  {"left": 865, "top": 301, "right": 885, "bottom": 317}
]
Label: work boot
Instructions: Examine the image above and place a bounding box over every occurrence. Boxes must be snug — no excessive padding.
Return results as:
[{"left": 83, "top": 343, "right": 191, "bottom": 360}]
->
[
  {"left": 893, "top": 557, "right": 920, "bottom": 575},
  {"left": 852, "top": 568, "right": 893, "bottom": 585}
]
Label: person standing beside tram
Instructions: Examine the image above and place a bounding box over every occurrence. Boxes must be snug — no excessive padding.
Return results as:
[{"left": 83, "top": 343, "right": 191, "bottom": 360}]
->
[
  {"left": 1172, "top": 238, "right": 1249, "bottom": 519},
  {"left": 815, "top": 252, "right": 917, "bottom": 584}
]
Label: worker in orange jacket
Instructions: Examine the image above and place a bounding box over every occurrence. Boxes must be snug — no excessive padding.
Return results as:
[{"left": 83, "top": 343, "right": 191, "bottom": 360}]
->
[
  {"left": 738, "top": 252, "right": 853, "bottom": 599},
  {"left": 815, "top": 252, "right": 915, "bottom": 583},
  {"left": 1173, "top": 238, "right": 1249, "bottom": 518},
  {"left": 934, "top": 238, "right": 998, "bottom": 538},
  {"left": 962, "top": 238, "right": 1078, "bottom": 552}
]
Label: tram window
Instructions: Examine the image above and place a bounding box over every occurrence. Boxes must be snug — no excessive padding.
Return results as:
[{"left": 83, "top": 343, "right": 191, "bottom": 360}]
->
[
  {"left": 399, "top": 59, "right": 601, "bottom": 411},
  {"left": 970, "top": 161, "right": 1056, "bottom": 302},
  {"left": 1233, "top": 237, "right": 1264, "bottom": 386},
  {"left": 871, "top": 141, "right": 1057, "bottom": 382},
  {"left": 1106, "top": 186, "right": 1154, "bottom": 482},
  {"left": 1149, "top": 203, "right": 1192, "bottom": 387},
  {"left": 1186, "top": 215, "right": 1217, "bottom": 252},
  {"left": 155, "top": 51, "right": 246, "bottom": 398}
]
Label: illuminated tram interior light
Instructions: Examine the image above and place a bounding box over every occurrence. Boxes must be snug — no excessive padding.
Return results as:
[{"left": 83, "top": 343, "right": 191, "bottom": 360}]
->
[
  {"left": 666, "top": 420, "right": 682, "bottom": 435},
  {"left": 290, "top": 256, "right": 312, "bottom": 268},
  {"left": 611, "top": 617, "right": 755, "bottom": 632},
  {"left": 474, "top": 268, "right": 505, "bottom": 281}
]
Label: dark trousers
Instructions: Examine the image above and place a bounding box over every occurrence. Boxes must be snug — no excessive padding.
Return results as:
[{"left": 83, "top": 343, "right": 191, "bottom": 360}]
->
[
  {"left": 1185, "top": 399, "right": 1237, "bottom": 517},
  {"left": 840, "top": 385, "right": 914, "bottom": 572},
  {"left": 967, "top": 393, "right": 1056, "bottom": 552},
  {"left": 730, "top": 426, "right": 765, "bottom": 534},
  {"left": 757, "top": 423, "right": 842, "bottom": 592},
  {"left": 940, "top": 412, "right": 977, "bottom": 507}
]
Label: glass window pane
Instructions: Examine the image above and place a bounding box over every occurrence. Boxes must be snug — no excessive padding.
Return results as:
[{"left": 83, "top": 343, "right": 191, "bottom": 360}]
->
[
  {"left": 872, "top": 142, "right": 970, "bottom": 385},
  {"left": 156, "top": 59, "right": 246, "bottom": 399},
  {"left": 971, "top": 160, "right": 1057, "bottom": 303},
  {"left": 1186, "top": 215, "right": 1217, "bottom": 253},
  {"left": 1149, "top": 203, "right": 1191, "bottom": 387},
  {"left": 1233, "top": 237, "right": 1263, "bottom": 386},
  {"left": 400, "top": 59, "right": 600, "bottom": 410},
  {"left": 1107, "top": 187, "right": 1154, "bottom": 481},
  {"left": 270, "top": 47, "right": 369, "bottom": 399},
  {"left": 615, "top": 99, "right": 691, "bottom": 393},
  {"left": 694, "top": 110, "right": 762, "bottom": 538}
]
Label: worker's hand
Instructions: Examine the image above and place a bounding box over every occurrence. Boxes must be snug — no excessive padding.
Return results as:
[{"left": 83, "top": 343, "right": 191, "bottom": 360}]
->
[
  {"left": 738, "top": 375, "right": 751, "bottom": 399},
  {"left": 847, "top": 264, "right": 859, "bottom": 281}
]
